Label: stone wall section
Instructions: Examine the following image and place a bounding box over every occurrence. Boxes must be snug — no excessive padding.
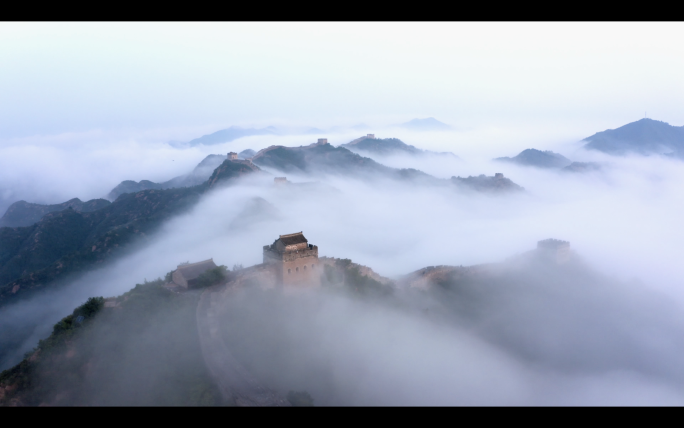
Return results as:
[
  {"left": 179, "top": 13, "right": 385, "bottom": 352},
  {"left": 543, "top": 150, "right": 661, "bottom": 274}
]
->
[{"left": 172, "top": 270, "right": 188, "bottom": 288}]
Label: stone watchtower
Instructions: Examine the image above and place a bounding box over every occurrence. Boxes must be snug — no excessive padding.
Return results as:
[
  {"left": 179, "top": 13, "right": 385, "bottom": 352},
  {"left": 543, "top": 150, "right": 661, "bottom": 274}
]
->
[
  {"left": 228, "top": 152, "right": 238, "bottom": 160},
  {"left": 537, "top": 238, "right": 570, "bottom": 264},
  {"left": 263, "top": 232, "right": 320, "bottom": 287}
]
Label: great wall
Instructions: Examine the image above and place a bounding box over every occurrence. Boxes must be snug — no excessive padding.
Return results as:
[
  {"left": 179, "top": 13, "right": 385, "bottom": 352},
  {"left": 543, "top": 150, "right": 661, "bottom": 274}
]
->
[{"left": 164, "top": 221, "right": 571, "bottom": 405}]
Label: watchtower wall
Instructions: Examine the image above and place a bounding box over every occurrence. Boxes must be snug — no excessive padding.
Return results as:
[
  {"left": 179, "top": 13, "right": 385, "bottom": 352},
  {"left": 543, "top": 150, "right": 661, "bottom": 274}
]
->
[{"left": 263, "top": 244, "right": 320, "bottom": 287}]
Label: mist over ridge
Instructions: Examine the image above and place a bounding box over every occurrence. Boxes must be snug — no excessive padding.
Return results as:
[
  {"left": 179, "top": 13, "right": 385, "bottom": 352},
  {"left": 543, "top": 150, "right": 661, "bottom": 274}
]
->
[
  {"left": 3, "top": 115, "right": 684, "bottom": 405},
  {"left": 5, "top": 22, "right": 684, "bottom": 405}
]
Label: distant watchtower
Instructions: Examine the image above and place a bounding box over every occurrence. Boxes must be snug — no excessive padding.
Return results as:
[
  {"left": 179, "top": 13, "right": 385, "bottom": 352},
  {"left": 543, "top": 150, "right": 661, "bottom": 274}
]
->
[
  {"left": 537, "top": 239, "right": 570, "bottom": 264},
  {"left": 263, "top": 232, "right": 320, "bottom": 287},
  {"left": 317, "top": 138, "right": 328, "bottom": 144},
  {"left": 367, "top": 134, "right": 375, "bottom": 139},
  {"left": 228, "top": 152, "right": 238, "bottom": 160},
  {"left": 274, "top": 177, "right": 288, "bottom": 185},
  {"left": 495, "top": 173, "right": 504, "bottom": 179}
]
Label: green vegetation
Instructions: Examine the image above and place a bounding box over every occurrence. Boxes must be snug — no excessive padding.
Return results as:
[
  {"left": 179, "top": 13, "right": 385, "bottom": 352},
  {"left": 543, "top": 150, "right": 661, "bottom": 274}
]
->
[
  {"left": 323, "top": 258, "right": 393, "bottom": 298},
  {"left": 192, "top": 265, "right": 229, "bottom": 289},
  {"left": 0, "top": 279, "right": 221, "bottom": 406},
  {"left": 37, "top": 297, "right": 105, "bottom": 354},
  {"left": 336, "top": 258, "right": 352, "bottom": 268},
  {"left": 344, "top": 265, "right": 393, "bottom": 298},
  {"left": 253, "top": 147, "right": 308, "bottom": 172},
  {"left": 0, "top": 187, "right": 204, "bottom": 306},
  {"left": 203, "top": 160, "right": 260, "bottom": 189},
  {"left": 0, "top": 161, "right": 261, "bottom": 373}
]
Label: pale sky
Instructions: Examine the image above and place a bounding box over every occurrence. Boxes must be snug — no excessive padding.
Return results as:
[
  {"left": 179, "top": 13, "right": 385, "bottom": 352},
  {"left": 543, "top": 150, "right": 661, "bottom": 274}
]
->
[{"left": 2, "top": 22, "right": 684, "bottom": 139}]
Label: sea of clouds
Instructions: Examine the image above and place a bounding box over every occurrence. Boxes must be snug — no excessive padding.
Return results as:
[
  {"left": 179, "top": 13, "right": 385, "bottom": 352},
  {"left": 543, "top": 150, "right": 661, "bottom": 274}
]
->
[{"left": 2, "top": 124, "right": 684, "bottom": 404}]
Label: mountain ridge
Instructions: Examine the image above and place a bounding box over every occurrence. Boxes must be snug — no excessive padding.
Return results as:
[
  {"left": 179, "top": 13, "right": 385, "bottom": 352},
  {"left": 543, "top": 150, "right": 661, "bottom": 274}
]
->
[
  {"left": 398, "top": 117, "right": 451, "bottom": 131},
  {"left": 180, "top": 126, "right": 278, "bottom": 147},
  {"left": 495, "top": 149, "right": 572, "bottom": 169},
  {"left": 0, "top": 159, "right": 261, "bottom": 307},
  {"left": 107, "top": 154, "right": 228, "bottom": 200},
  {"left": 0, "top": 198, "right": 111, "bottom": 228},
  {"left": 342, "top": 135, "right": 458, "bottom": 158},
  {"left": 583, "top": 118, "right": 684, "bottom": 156}
]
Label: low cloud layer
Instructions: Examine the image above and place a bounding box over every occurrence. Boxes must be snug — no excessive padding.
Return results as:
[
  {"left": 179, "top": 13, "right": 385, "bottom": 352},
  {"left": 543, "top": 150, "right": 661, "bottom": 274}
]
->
[{"left": 3, "top": 125, "right": 684, "bottom": 404}]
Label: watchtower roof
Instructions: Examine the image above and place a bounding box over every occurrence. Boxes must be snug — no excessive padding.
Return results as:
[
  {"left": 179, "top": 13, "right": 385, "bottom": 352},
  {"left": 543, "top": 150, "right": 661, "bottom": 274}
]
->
[
  {"left": 176, "top": 258, "right": 217, "bottom": 280},
  {"left": 278, "top": 232, "right": 308, "bottom": 246}
]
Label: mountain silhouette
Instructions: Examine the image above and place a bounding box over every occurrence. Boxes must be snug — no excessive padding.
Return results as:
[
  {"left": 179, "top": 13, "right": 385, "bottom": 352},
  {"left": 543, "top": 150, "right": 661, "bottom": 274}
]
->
[
  {"left": 0, "top": 198, "right": 111, "bottom": 228},
  {"left": 398, "top": 117, "right": 451, "bottom": 131},
  {"left": 583, "top": 118, "right": 684, "bottom": 156},
  {"left": 107, "top": 154, "right": 227, "bottom": 200},
  {"left": 180, "top": 126, "right": 278, "bottom": 147},
  {"left": 495, "top": 149, "right": 572, "bottom": 169},
  {"left": 343, "top": 135, "right": 458, "bottom": 158}
]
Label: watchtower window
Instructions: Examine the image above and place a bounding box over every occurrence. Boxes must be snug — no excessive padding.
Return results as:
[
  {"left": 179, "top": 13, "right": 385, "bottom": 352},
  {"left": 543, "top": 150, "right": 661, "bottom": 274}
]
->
[
  {"left": 312, "top": 264, "right": 315, "bottom": 269},
  {"left": 296, "top": 267, "right": 299, "bottom": 272},
  {"left": 303, "top": 265, "right": 307, "bottom": 270},
  {"left": 288, "top": 269, "right": 291, "bottom": 274}
]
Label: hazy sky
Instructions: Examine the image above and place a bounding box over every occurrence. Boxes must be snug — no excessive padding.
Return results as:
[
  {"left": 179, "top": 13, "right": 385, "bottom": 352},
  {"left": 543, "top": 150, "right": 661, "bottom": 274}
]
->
[{"left": 2, "top": 22, "right": 684, "bottom": 139}]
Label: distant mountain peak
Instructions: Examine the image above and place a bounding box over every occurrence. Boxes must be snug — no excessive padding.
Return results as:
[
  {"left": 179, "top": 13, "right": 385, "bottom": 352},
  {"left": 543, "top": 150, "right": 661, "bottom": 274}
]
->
[
  {"left": 495, "top": 148, "right": 571, "bottom": 169},
  {"left": 341, "top": 135, "right": 458, "bottom": 159},
  {"left": 179, "top": 126, "right": 278, "bottom": 147},
  {"left": 399, "top": 117, "right": 451, "bottom": 131},
  {"left": 583, "top": 118, "right": 684, "bottom": 156}
]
